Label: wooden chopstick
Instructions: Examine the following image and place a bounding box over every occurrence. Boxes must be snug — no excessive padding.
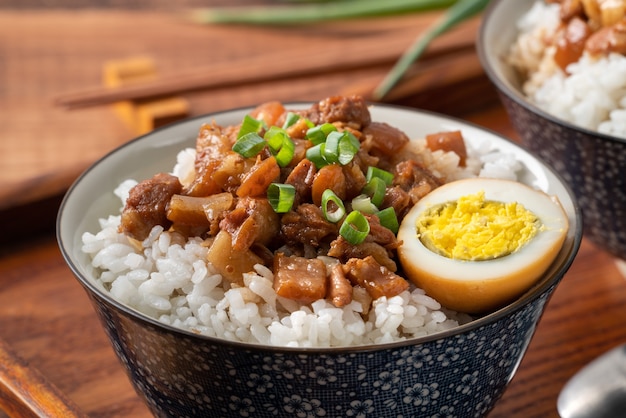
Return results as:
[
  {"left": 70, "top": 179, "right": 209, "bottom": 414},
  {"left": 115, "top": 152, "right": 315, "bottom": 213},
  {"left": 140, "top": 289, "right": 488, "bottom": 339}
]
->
[
  {"left": 0, "top": 338, "right": 88, "bottom": 418},
  {"left": 55, "top": 17, "right": 480, "bottom": 109}
]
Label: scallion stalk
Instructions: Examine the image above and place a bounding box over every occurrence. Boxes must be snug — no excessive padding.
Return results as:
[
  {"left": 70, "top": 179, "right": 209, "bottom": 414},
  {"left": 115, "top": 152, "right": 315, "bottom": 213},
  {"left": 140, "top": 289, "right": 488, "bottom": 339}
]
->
[
  {"left": 376, "top": 206, "right": 399, "bottom": 234},
  {"left": 232, "top": 132, "right": 266, "bottom": 158},
  {"left": 323, "top": 131, "right": 359, "bottom": 166},
  {"left": 306, "top": 122, "right": 337, "bottom": 145},
  {"left": 339, "top": 210, "right": 370, "bottom": 245},
  {"left": 190, "top": 0, "right": 458, "bottom": 26},
  {"left": 366, "top": 166, "right": 394, "bottom": 186},
  {"left": 362, "top": 176, "right": 386, "bottom": 207},
  {"left": 267, "top": 183, "right": 296, "bottom": 213},
  {"left": 282, "top": 112, "right": 301, "bottom": 129},
  {"left": 265, "top": 126, "right": 295, "bottom": 167},
  {"left": 337, "top": 131, "right": 360, "bottom": 165},
  {"left": 351, "top": 194, "right": 378, "bottom": 215},
  {"left": 321, "top": 189, "right": 346, "bottom": 223},
  {"left": 372, "top": 0, "right": 489, "bottom": 100},
  {"left": 238, "top": 114, "right": 265, "bottom": 139},
  {"left": 305, "top": 143, "right": 328, "bottom": 168}
]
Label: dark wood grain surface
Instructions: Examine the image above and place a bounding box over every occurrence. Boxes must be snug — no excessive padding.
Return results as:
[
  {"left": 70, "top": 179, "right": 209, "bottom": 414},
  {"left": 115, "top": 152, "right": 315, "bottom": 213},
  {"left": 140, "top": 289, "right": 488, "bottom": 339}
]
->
[{"left": 1, "top": 4, "right": 626, "bottom": 418}]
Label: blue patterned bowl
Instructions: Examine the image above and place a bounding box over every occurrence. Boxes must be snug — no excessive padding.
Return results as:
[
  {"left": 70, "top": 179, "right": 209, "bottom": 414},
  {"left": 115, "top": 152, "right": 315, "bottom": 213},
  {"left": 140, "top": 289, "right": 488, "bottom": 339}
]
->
[
  {"left": 477, "top": 0, "right": 626, "bottom": 261},
  {"left": 57, "top": 104, "right": 582, "bottom": 418}
]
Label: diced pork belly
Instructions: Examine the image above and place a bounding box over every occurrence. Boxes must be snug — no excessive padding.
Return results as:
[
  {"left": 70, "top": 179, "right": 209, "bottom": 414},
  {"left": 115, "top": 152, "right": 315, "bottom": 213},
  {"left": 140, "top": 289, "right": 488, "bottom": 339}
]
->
[
  {"left": 361, "top": 121, "right": 410, "bottom": 157},
  {"left": 393, "top": 159, "right": 443, "bottom": 203},
  {"left": 328, "top": 236, "right": 397, "bottom": 272},
  {"left": 343, "top": 256, "right": 409, "bottom": 299},
  {"left": 382, "top": 186, "right": 411, "bottom": 220},
  {"left": 219, "top": 197, "right": 280, "bottom": 251},
  {"left": 280, "top": 204, "right": 338, "bottom": 248},
  {"left": 206, "top": 230, "right": 263, "bottom": 286},
  {"left": 273, "top": 253, "right": 327, "bottom": 304},
  {"left": 284, "top": 158, "right": 317, "bottom": 206},
  {"left": 304, "top": 95, "right": 371, "bottom": 130},
  {"left": 425, "top": 130, "right": 468, "bottom": 167},
  {"left": 328, "top": 263, "right": 352, "bottom": 307},
  {"left": 119, "top": 173, "right": 182, "bottom": 241}
]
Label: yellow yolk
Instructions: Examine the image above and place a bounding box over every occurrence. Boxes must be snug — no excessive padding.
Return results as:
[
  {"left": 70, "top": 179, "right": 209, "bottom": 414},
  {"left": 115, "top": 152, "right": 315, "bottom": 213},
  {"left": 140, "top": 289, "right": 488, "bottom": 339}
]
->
[
  {"left": 397, "top": 178, "right": 569, "bottom": 314},
  {"left": 417, "top": 191, "right": 541, "bottom": 261}
]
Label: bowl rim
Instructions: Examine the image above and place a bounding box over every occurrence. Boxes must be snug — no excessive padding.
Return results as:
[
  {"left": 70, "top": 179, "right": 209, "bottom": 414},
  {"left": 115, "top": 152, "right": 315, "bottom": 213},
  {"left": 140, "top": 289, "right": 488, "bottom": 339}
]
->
[
  {"left": 477, "top": 0, "right": 626, "bottom": 146},
  {"left": 56, "top": 101, "right": 583, "bottom": 354}
]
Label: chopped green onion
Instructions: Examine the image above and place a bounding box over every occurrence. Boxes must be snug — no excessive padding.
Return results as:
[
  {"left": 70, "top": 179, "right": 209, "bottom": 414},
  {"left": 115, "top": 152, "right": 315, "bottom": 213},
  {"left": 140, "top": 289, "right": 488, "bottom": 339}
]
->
[
  {"left": 323, "top": 131, "right": 360, "bottom": 166},
  {"left": 366, "top": 166, "right": 394, "bottom": 186},
  {"left": 351, "top": 194, "right": 378, "bottom": 215},
  {"left": 306, "top": 130, "right": 360, "bottom": 168},
  {"left": 339, "top": 210, "right": 370, "bottom": 245},
  {"left": 265, "top": 126, "right": 295, "bottom": 167},
  {"left": 306, "top": 123, "right": 337, "bottom": 145},
  {"left": 323, "top": 131, "right": 342, "bottom": 164},
  {"left": 237, "top": 114, "right": 265, "bottom": 139},
  {"left": 267, "top": 183, "right": 296, "bottom": 213},
  {"left": 264, "top": 126, "right": 286, "bottom": 150},
  {"left": 362, "top": 176, "right": 386, "bottom": 207},
  {"left": 274, "top": 137, "right": 295, "bottom": 167},
  {"left": 282, "top": 112, "right": 300, "bottom": 129},
  {"left": 376, "top": 206, "right": 399, "bottom": 234},
  {"left": 321, "top": 189, "right": 346, "bottom": 223},
  {"left": 305, "top": 143, "right": 328, "bottom": 169},
  {"left": 232, "top": 132, "right": 266, "bottom": 158},
  {"left": 338, "top": 131, "right": 360, "bottom": 165}
]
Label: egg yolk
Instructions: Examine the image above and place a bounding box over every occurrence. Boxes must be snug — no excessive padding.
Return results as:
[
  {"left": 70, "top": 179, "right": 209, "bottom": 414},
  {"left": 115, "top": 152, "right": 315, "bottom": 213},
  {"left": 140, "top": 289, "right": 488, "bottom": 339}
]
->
[
  {"left": 416, "top": 191, "right": 542, "bottom": 261},
  {"left": 397, "top": 177, "right": 570, "bottom": 314}
]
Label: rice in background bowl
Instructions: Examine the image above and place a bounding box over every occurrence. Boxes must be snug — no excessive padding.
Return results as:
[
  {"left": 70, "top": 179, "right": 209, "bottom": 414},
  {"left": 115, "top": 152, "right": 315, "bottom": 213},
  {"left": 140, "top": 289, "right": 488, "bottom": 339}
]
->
[
  {"left": 478, "top": 0, "right": 626, "bottom": 262},
  {"left": 57, "top": 103, "right": 581, "bottom": 417}
]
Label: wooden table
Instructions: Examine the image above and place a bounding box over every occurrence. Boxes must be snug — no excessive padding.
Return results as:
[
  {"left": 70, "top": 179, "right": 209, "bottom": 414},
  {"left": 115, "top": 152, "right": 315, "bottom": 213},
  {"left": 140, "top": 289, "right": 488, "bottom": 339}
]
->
[{"left": 1, "top": 5, "right": 626, "bottom": 418}]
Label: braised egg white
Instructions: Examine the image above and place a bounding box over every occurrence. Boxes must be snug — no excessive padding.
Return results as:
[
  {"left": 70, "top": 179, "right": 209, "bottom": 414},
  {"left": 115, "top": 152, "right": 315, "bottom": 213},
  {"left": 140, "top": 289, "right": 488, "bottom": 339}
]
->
[{"left": 397, "top": 178, "right": 569, "bottom": 313}]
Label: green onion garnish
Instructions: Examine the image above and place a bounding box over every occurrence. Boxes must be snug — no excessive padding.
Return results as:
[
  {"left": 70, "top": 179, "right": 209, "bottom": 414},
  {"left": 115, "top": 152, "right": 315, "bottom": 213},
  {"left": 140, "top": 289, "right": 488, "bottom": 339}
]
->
[
  {"left": 265, "top": 126, "right": 295, "bottom": 167},
  {"left": 282, "top": 112, "right": 300, "bottom": 129},
  {"left": 339, "top": 210, "right": 370, "bottom": 245},
  {"left": 237, "top": 114, "right": 265, "bottom": 139},
  {"left": 323, "top": 131, "right": 342, "bottom": 165},
  {"left": 305, "top": 143, "right": 328, "bottom": 169},
  {"left": 338, "top": 131, "right": 360, "bottom": 165},
  {"left": 376, "top": 206, "right": 399, "bottom": 234},
  {"left": 351, "top": 194, "right": 378, "bottom": 215},
  {"left": 321, "top": 189, "right": 346, "bottom": 223},
  {"left": 267, "top": 183, "right": 296, "bottom": 213},
  {"left": 232, "top": 132, "right": 266, "bottom": 158},
  {"left": 306, "top": 123, "right": 337, "bottom": 145},
  {"left": 323, "top": 131, "right": 360, "bottom": 166},
  {"left": 362, "top": 176, "right": 386, "bottom": 207},
  {"left": 366, "top": 166, "right": 394, "bottom": 186}
]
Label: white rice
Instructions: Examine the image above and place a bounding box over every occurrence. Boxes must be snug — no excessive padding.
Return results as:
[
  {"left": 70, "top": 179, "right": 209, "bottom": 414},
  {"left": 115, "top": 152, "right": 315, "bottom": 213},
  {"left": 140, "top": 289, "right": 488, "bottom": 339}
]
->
[
  {"left": 508, "top": 1, "right": 626, "bottom": 138},
  {"left": 81, "top": 138, "right": 521, "bottom": 347}
]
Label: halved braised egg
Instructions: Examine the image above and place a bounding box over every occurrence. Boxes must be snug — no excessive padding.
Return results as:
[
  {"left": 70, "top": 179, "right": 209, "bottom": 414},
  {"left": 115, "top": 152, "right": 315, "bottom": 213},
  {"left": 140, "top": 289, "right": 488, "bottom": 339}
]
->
[{"left": 397, "top": 178, "right": 569, "bottom": 314}]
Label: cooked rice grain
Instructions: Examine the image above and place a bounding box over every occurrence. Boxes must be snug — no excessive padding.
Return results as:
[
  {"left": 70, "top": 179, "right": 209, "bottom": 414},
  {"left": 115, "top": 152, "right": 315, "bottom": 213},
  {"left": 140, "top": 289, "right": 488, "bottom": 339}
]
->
[{"left": 509, "top": 1, "right": 626, "bottom": 138}]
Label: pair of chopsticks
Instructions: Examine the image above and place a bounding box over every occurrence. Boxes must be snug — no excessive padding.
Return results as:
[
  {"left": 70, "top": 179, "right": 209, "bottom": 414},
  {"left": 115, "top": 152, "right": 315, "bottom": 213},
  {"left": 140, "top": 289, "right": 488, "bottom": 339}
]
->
[
  {"left": 55, "top": 0, "right": 486, "bottom": 109},
  {"left": 55, "top": 15, "right": 481, "bottom": 110}
]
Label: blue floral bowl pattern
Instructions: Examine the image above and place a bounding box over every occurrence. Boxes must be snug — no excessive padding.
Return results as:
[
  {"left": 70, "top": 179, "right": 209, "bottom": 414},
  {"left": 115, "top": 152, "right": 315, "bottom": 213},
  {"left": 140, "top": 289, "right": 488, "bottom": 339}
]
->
[
  {"left": 57, "top": 104, "right": 582, "bottom": 418},
  {"left": 88, "top": 286, "right": 551, "bottom": 418},
  {"left": 477, "top": 0, "right": 626, "bottom": 261}
]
